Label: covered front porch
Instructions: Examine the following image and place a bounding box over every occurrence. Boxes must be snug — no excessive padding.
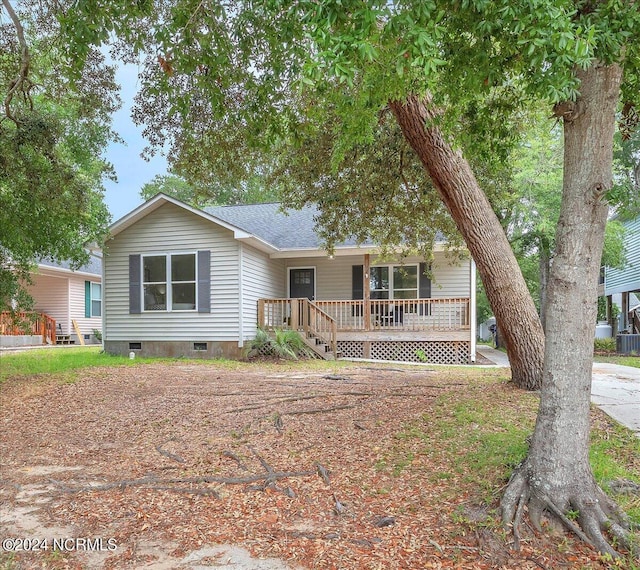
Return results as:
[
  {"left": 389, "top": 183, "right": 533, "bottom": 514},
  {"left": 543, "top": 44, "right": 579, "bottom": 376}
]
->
[{"left": 258, "top": 297, "right": 472, "bottom": 363}]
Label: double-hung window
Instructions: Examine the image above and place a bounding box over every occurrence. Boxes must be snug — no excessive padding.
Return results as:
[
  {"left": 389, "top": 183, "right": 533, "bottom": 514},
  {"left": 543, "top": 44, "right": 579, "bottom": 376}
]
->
[
  {"left": 91, "top": 283, "right": 102, "bottom": 316},
  {"left": 85, "top": 281, "right": 102, "bottom": 317},
  {"left": 369, "top": 264, "right": 418, "bottom": 299},
  {"left": 392, "top": 265, "right": 418, "bottom": 299},
  {"left": 142, "top": 253, "right": 197, "bottom": 311}
]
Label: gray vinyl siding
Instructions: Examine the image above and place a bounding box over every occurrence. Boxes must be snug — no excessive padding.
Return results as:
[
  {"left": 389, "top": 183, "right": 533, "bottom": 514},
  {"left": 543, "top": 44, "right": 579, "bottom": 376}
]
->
[
  {"left": 605, "top": 216, "right": 640, "bottom": 295},
  {"left": 104, "top": 202, "right": 240, "bottom": 342},
  {"left": 241, "top": 244, "right": 286, "bottom": 339},
  {"left": 429, "top": 253, "right": 471, "bottom": 298},
  {"left": 284, "top": 252, "right": 470, "bottom": 299}
]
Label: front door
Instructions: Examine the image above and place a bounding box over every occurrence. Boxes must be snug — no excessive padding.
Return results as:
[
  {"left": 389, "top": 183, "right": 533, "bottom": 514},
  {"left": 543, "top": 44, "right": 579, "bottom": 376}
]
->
[{"left": 290, "top": 268, "right": 315, "bottom": 300}]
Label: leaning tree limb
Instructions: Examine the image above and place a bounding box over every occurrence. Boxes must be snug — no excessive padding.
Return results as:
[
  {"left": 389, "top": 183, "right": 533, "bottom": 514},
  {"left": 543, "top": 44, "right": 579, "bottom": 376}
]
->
[{"left": 2, "top": 0, "right": 31, "bottom": 120}]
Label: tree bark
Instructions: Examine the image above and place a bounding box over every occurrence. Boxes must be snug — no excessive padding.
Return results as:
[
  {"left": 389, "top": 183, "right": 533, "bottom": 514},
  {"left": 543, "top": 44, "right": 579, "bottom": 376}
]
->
[
  {"left": 538, "top": 246, "right": 550, "bottom": 332},
  {"left": 502, "top": 62, "right": 633, "bottom": 556},
  {"left": 389, "top": 96, "right": 544, "bottom": 390}
]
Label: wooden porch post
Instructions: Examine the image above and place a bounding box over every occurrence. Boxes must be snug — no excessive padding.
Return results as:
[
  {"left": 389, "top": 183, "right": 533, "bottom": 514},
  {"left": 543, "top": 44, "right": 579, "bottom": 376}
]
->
[
  {"left": 290, "top": 299, "right": 299, "bottom": 330},
  {"left": 363, "top": 254, "right": 371, "bottom": 331},
  {"left": 257, "top": 299, "right": 265, "bottom": 329}
]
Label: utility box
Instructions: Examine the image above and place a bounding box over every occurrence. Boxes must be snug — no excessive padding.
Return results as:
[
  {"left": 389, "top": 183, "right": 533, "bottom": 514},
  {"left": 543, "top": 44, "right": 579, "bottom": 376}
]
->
[{"left": 616, "top": 334, "right": 640, "bottom": 354}]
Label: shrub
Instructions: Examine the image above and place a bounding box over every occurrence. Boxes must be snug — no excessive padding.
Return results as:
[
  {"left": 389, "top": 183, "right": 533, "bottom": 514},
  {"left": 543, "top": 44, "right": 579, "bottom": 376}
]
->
[
  {"left": 246, "top": 328, "right": 273, "bottom": 358},
  {"left": 594, "top": 337, "right": 616, "bottom": 354},
  {"left": 246, "top": 328, "right": 314, "bottom": 360},
  {"left": 271, "top": 329, "right": 314, "bottom": 360}
]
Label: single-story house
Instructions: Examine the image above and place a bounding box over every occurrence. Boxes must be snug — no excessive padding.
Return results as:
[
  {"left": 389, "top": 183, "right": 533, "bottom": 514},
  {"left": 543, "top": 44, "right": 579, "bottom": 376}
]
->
[
  {"left": 103, "top": 193, "right": 477, "bottom": 364},
  {"left": 0, "top": 255, "right": 103, "bottom": 347}
]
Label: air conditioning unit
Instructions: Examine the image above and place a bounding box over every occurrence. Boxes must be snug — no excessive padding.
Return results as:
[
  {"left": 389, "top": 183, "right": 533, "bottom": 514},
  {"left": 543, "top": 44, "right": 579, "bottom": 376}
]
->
[{"left": 616, "top": 334, "right": 640, "bottom": 354}]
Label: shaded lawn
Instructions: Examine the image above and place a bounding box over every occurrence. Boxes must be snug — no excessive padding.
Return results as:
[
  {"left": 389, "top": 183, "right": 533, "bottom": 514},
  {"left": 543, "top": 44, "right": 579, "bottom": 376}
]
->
[
  {"left": 593, "top": 354, "right": 640, "bottom": 369},
  {"left": 0, "top": 359, "right": 638, "bottom": 569}
]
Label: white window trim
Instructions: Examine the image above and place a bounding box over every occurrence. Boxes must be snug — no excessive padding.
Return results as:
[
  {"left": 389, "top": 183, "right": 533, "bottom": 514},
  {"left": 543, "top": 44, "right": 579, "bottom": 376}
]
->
[
  {"left": 370, "top": 263, "right": 419, "bottom": 300},
  {"left": 90, "top": 282, "right": 102, "bottom": 317},
  {"left": 141, "top": 252, "right": 198, "bottom": 312}
]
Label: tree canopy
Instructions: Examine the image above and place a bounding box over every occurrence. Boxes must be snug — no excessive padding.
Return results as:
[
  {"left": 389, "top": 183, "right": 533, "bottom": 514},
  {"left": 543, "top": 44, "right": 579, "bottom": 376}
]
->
[
  {"left": 0, "top": 0, "right": 118, "bottom": 311},
  {"left": 140, "top": 172, "right": 279, "bottom": 207}
]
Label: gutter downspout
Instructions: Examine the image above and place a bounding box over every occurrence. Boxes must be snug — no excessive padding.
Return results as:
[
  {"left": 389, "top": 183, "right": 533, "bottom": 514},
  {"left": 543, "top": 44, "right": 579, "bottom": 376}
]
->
[
  {"left": 470, "top": 258, "right": 477, "bottom": 362},
  {"left": 101, "top": 253, "right": 106, "bottom": 347}
]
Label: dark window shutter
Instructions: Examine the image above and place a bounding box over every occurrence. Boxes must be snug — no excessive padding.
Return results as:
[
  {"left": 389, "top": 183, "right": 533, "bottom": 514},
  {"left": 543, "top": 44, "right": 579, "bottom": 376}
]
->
[
  {"left": 419, "top": 262, "right": 432, "bottom": 315},
  {"left": 352, "top": 265, "right": 363, "bottom": 316},
  {"left": 197, "top": 250, "right": 211, "bottom": 313},
  {"left": 352, "top": 265, "right": 364, "bottom": 299},
  {"left": 129, "top": 254, "right": 141, "bottom": 314},
  {"left": 84, "top": 281, "right": 91, "bottom": 318}
]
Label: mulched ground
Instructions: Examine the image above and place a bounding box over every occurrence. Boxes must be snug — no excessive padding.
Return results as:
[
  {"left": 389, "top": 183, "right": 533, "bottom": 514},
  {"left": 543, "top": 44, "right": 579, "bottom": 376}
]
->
[{"left": 0, "top": 360, "right": 621, "bottom": 569}]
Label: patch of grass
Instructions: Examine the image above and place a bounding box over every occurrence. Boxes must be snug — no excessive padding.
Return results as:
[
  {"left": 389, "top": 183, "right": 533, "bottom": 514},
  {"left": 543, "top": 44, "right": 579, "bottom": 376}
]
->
[
  {"left": 429, "top": 398, "right": 533, "bottom": 501},
  {"left": 590, "top": 421, "right": 640, "bottom": 526},
  {"left": 0, "top": 346, "right": 137, "bottom": 383},
  {"left": 0, "top": 553, "right": 16, "bottom": 570},
  {"left": 387, "top": 379, "right": 640, "bottom": 530},
  {"left": 391, "top": 451, "right": 415, "bottom": 476},
  {"left": 593, "top": 355, "right": 640, "bottom": 368},
  {"left": 382, "top": 382, "right": 536, "bottom": 501},
  {"left": 0, "top": 347, "right": 275, "bottom": 384}
]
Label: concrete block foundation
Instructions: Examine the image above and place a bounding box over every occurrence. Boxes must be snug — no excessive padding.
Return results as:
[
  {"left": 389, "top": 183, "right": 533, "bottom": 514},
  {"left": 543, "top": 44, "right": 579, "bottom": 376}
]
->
[{"left": 104, "top": 340, "right": 244, "bottom": 360}]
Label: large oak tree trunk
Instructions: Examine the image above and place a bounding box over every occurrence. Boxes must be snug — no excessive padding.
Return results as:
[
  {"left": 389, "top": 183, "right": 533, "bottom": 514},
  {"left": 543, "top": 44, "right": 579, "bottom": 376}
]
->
[
  {"left": 390, "top": 96, "right": 544, "bottom": 390},
  {"left": 539, "top": 246, "right": 550, "bottom": 331},
  {"left": 501, "top": 62, "right": 633, "bottom": 556}
]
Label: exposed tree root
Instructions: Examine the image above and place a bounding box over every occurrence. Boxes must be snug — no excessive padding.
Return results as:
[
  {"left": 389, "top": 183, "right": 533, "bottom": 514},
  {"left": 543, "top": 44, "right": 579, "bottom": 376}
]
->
[
  {"left": 501, "top": 465, "right": 638, "bottom": 559},
  {"left": 52, "top": 447, "right": 317, "bottom": 497},
  {"left": 155, "top": 439, "right": 186, "bottom": 464}
]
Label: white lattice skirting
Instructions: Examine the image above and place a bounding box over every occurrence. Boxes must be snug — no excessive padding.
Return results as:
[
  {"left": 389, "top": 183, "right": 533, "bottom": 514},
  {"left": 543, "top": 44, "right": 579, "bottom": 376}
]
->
[{"left": 337, "top": 340, "right": 470, "bottom": 364}]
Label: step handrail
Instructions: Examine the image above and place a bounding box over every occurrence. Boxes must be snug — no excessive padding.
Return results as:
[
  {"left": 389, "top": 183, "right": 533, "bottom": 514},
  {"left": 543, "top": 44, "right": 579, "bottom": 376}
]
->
[{"left": 302, "top": 299, "right": 337, "bottom": 357}]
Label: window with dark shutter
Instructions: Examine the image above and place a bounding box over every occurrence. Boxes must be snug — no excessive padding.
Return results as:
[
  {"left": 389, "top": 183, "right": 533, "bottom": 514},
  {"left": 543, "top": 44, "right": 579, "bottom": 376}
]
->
[
  {"left": 352, "top": 265, "right": 363, "bottom": 316},
  {"left": 419, "top": 262, "right": 432, "bottom": 315},
  {"left": 197, "top": 250, "right": 211, "bottom": 313},
  {"left": 129, "top": 254, "right": 141, "bottom": 314}
]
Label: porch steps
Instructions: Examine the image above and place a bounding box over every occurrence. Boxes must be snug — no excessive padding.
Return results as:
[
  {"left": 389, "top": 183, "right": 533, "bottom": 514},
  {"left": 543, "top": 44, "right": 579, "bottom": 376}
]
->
[
  {"left": 56, "top": 335, "right": 75, "bottom": 345},
  {"left": 303, "top": 332, "right": 342, "bottom": 361}
]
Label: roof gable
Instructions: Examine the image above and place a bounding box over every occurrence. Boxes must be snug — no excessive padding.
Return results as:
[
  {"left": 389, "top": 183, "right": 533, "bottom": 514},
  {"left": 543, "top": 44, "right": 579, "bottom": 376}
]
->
[{"left": 109, "top": 193, "right": 449, "bottom": 256}]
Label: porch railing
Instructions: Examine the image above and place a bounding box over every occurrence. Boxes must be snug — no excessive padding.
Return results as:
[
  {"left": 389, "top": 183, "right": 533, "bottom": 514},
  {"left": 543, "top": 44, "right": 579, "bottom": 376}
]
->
[
  {"left": 258, "top": 298, "right": 337, "bottom": 355},
  {"left": 258, "top": 297, "right": 469, "bottom": 334},
  {"left": 315, "top": 298, "right": 470, "bottom": 331},
  {"left": 0, "top": 311, "right": 56, "bottom": 344}
]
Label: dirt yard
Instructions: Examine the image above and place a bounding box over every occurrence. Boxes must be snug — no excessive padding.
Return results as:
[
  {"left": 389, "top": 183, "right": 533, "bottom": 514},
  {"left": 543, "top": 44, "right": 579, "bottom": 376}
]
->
[{"left": 0, "top": 360, "right": 614, "bottom": 569}]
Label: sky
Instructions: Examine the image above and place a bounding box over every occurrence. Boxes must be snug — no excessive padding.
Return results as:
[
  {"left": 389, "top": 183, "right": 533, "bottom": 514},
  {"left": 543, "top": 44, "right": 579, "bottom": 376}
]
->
[{"left": 102, "top": 63, "right": 168, "bottom": 223}]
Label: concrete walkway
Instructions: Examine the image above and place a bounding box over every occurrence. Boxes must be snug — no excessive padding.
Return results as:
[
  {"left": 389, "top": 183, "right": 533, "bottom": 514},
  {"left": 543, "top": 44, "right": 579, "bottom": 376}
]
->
[
  {"left": 591, "top": 363, "right": 640, "bottom": 436},
  {"left": 477, "top": 346, "right": 640, "bottom": 437}
]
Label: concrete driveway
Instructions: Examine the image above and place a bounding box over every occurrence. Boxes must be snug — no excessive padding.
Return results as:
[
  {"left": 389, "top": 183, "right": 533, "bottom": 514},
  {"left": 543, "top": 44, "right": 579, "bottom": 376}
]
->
[
  {"left": 591, "top": 363, "right": 640, "bottom": 437},
  {"left": 477, "top": 346, "right": 640, "bottom": 437}
]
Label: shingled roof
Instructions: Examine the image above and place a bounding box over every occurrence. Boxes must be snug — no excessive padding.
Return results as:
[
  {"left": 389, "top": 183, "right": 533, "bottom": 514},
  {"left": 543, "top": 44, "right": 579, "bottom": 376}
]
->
[
  {"left": 204, "top": 203, "right": 365, "bottom": 250},
  {"left": 38, "top": 254, "right": 102, "bottom": 276},
  {"left": 110, "top": 194, "right": 448, "bottom": 253}
]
